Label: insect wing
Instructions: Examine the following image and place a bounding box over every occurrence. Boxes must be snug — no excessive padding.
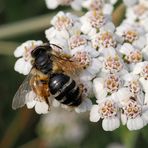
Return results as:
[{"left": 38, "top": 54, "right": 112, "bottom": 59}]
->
[{"left": 12, "top": 74, "right": 32, "bottom": 110}]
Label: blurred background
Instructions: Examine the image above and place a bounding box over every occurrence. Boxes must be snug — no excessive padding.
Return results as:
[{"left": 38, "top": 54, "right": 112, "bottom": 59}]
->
[{"left": 0, "top": 0, "right": 148, "bottom": 148}]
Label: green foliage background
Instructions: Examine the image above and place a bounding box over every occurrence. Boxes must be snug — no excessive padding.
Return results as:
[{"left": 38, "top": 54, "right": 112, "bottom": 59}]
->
[{"left": 0, "top": 0, "right": 148, "bottom": 148}]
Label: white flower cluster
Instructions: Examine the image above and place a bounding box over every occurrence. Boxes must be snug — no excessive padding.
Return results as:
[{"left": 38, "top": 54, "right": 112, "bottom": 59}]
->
[
  {"left": 14, "top": 0, "right": 148, "bottom": 131},
  {"left": 37, "top": 108, "right": 86, "bottom": 147},
  {"left": 45, "top": 0, "right": 118, "bottom": 14},
  {"left": 89, "top": 0, "right": 148, "bottom": 131}
]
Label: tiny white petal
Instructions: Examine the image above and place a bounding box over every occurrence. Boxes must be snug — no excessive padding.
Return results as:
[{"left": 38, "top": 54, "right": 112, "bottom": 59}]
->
[
  {"left": 45, "top": 0, "right": 59, "bottom": 9},
  {"left": 127, "top": 119, "right": 134, "bottom": 130},
  {"left": 103, "top": 4, "right": 113, "bottom": 15},
  {"left": 110, "top": 0, "right": 118, "bottom": 4},
  {"left": 142, "top": 46, "right": 148, "bottom": 60},
  {"left": 121, "top": 113, "right": 127, "bottom": 125},
  {"left": 89, "top": 105, "right": 100, "bottom": 122},
  {"left": 79, "top": 70, "right": 95, "bottom": 81},
  {"left": 139, "top": 77, "right": 148, "bottom": 93},
  {"left": 45, "top": 27, "right": 56, "bottom": 41},
  {"left": 14, "top": 58, "right": 32, "bottom": 75},
  {"left": 133, "top": 36, "right": 146, "bottom": 49},
  {"left": 133, "top": 62, "right": 144, "bottom": 74},
  {"left": 102, "top": 117, "right": 120, "bottom": 131},
  {"left": 87, "top": 58, "right": 101, "bottom": 75},
  {"left": 26, "top": 100, "right": 36, "bottom": 109},
  {"left": 142, "top": 109, "right": 148, "bottom": 124},
  {"left": 115, "top": 88, "right": 132, "bottom": 105},
  {"left": 123, "top": 0, "right": 138, "bottom": 6},
  {"left": 35, "top": 101, "right": 49, "bottom": 114},
  {"left": 145, "top": 93, "right": 148, "bottom": 104},
  {"left": 71, "top": 0, "right": 82, "bottom": 11},
  {"left": 75, "top": 99, "right": 92, "bottom": 113},
  {"left": 102, "top": 22, "right": 115, "bottom": 33},
  {"left": 120, "top": 43, "right": 134, "bottom": 55},
  {"left": 93, "top": 78, "right": 107, "bottom": 100},
  {"left": 127, "top": 116, "right": 144, "bottom": 131},
  {"left": 14, "top": 47, "right": 24, "bottom": 57}
]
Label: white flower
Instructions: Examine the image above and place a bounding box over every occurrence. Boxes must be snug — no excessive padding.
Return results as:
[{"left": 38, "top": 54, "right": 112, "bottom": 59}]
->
[
  {"left": 51, "top": 11, "right": 80, "bottom": 32},
  {"left": 126, "top": 3, "right": 148, "bottom": 22},
  {"left": 45, "top": 0, "right": 59, "bottom": 9},
  {"left": 115, "top": 88, "right": 148, "bottom": 130},
  {"left": 122, "top": 73, "right": 142, "bottom": 94},
  {"left": 90, "top": 96, "right": 120, "bottom": 131},
  {"left": 121, "top": 99, "right": 148, "bottom": 130},
  {"left": 133, "top": 62, "right": 148, "bottom": 103},
  {"left": 45, "top": 0, "right": 82, "bottom": 10},
  {"left": 14, "top": 40, "right": 43, "bottom": 75},
  {"left": 45, "top": 12, "right": 81, "bottom": 49},
  {"left": 122, "top": 73, "right": 145, "bottom": 104},
  {"left": 140, "top": 17, "right": 148, "bottom": 32},
  {"left": 82, "top": 0, "right": 117, "bottom": 15},
  {"left": 116, "top": 22, "right": 146, "bottom": 49},
  {"left": 93, "top": 74, "right": 122, "bottom": 100},
  {"left": 80, "top": 10, "right": 114, "bottom": 36},
  {"left": 99, "top": 47, "right": 127, "bottom": 74},
  {"left": 25, "top": 91, "right": 50, "bottom": 114},
  {"left": 68, "top": 34, "right": 88, "bottom": 50},
  {"left": 70, "top": 0, "right": 82, "bottom": 10},
  {"left": 91, "top": 30, "right": 117, "bottom": 51},
  {"left": 71, "top": 46, "right": 101, "bottom": 80},
  {"left": 119, "top": 43, "right": 143, "bottom": 71},
  {"left": 123, "top": 0, "right": 138, "bottom": 7},
  {"left": 38, "top": 108, "right": 86, "bottom": 146}
]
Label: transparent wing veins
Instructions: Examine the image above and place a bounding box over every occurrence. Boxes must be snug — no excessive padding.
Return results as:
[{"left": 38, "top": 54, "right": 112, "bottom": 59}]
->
[{"left": 12, "top": 74, "right": 32, "bottom": 110}]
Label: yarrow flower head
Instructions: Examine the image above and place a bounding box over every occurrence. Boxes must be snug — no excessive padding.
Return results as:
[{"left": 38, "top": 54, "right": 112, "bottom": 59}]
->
[
  {"left": 119, "top": 43, "right": 143, "bottom": 71},
  {"left": 80, "top": 10, "right": 115, "bottom": 36},
  {"left": 99, "top": 47, "right": 126, "bottom": 74},
  {"left": 91, "top": 30, "right": 117, "bottom": 51},
  {"left": 116, "top": 22, "right": 146, "bottom": 49},
  {"left": 93, "top": 73, "right": 122, "bottom": 100},
  {"left": 115, "top": 88, "right": 148, "bottom": 130},
  {"left": 37, "top": 108, "right": 86, "bottom": 146},
  {"left": 90, "top": 96, "right": 120, "bottom": 131}
]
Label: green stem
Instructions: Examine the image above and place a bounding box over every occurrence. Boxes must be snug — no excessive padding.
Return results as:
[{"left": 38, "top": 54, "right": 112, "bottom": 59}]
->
[{"left": 121, "top": 128, "right": 139, "bottom": 148}]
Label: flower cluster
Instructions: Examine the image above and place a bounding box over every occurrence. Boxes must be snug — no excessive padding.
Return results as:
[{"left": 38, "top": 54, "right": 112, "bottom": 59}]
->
[
  {"left": 13, "top": 0, "right": 148, "bottom": 131},
  {"left": 45, "top": 0, "right": 118, "bottom": 14},
  {"left": 89, "top": 0, "right": 148, "bottom": 131},
  {"left": 37, "top": 108, "right": 87, "bottom": 147}
]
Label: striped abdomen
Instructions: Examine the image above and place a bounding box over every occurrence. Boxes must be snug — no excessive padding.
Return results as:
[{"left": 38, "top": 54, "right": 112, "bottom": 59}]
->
[{"left": 49, "top": 73, "right": 82, "bottom": 106}]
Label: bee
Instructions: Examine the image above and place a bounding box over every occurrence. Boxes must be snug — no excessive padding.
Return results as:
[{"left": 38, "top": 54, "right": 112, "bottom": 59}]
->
[{"left": 12, "top": 43, "right": 83, "bottom": 110}]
